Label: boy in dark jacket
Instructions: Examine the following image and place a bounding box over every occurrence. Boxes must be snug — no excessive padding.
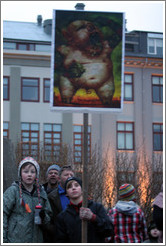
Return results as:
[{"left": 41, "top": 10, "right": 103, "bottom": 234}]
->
[{"left": 55, "top": 177, "right": 114, "bottom": 243}]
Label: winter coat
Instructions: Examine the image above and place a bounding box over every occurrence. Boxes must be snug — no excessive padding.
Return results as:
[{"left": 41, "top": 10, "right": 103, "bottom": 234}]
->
[
  {"left": 3, "top": 181, "right": 52, "bottom": 243},
  {"left": 55, "top": 200, "right": 114, "bottom": 243},
  {"left": 42, "top": 182, "right": 58, "bottom": 194},
  {"left": 48, "top": 186, "right": 64, "bottom": 221},
  {"left": 109, "top": 201, "right": 147, "bottom": 243},
  {"left": 143, "top": 238, "right": 159, "bottom": 243},
  {"left": 153, "top": 191, "right": 163, "bottom": 243},
  {"left": 45, "top": 186, "right": 70, "bottom": 242}
]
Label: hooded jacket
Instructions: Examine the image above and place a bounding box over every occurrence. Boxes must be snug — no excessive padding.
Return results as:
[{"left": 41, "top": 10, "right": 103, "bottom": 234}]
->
[
  {"left": 109, "top": 201, "right": 147, "bottom": 243},
  {"left": 3, "top": 181, "right": 52, "bottom": 243},
  {"left": 115, "top": 200, "right": 139, "bottom": 214}
]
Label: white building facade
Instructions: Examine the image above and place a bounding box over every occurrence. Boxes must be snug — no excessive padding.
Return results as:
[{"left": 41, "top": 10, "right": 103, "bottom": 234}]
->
[{"left": 3, "top": 18, "right": 163, "bottom": 167}]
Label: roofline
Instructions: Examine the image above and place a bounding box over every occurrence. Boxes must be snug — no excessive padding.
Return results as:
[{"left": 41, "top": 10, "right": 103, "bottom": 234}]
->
[
  {"left": 3, "top": 21, "right": 163, "bottom": 34},
  {"left": 3, "top": 38, "right": 51, "bottom": 44},
  {"left": 127, "top": 30, "right": 163, "bottom": 34}
]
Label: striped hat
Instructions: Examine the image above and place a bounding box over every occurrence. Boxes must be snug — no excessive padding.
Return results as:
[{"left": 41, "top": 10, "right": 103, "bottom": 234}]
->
[{"left": 119, "top": 184, "right": 136, "bottom": 201}]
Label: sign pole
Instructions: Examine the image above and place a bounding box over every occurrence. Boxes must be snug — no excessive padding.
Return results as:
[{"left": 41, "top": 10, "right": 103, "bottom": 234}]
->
[
  {"left": 73, "top": 4, "right": 88, "bottom": 243},
  {"left": 82, "top": 112, "right": 89, "bottom": 243}
]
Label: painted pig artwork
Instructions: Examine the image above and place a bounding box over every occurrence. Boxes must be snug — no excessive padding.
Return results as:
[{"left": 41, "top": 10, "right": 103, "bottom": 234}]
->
[
  {"left": 57, "top": 20, "right": 115, "bottom": 105},
  {"left": 52, "top": 10, "right": 124, "bottom": 109}
]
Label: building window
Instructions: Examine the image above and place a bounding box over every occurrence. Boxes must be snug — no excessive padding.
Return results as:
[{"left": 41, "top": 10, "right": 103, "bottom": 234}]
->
[
  {"left": 152, "top": 75, "right": 163, "bottom": 103},
  {"left": 3, "top": 122, "right": 9, "bottom": 138},
  {"left": 153, "top": 123, "right": 163, "bottom": 151},
  {"left": 125, "top": 43, "right": 134, "bottom": 52},
  {"left": 147, "top": 33, "right": 163, "bottom": 55},
  {"left": 43, "top": 79, "right": 50, "bottom": 102},
  {"left": 3, "top": 41, "right": 51, "bottom": 52},
  {"left": 36, "top": 44, "right": 51, "bottom": 52},
  {"left": 73, "top": 125, "right": 91, "bottom": 164},
  {"left": 44, "top": 124, "right": 62, "bottom": 161},
  {"left": 21, "top": 123, "right": 39, "bottom": 159},
  {"left": 3, "top": 76, "right": 10, "bottom": 100},
  {"left": 21, "top": 77, "right": 40, "bottom": 102},
  {"left": 3, "top": 42, "right": 16, "bottom": 50},
  {"left": 124, "top": 73, "right": 134, "bottom": 101},
  {"left": 16, "top": 43, "right": 35, "bottom": 51},
  {"left": 117, "top": 122, "right": 134, "bottom": 150}
]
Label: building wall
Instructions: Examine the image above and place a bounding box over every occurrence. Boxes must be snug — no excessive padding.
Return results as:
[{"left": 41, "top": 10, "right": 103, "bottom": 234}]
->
[
  {"left": 3, "top": 53, "right": 73, "bottom": 147},
  {"left": 3, "top": 36, "right": 163, "bottom": 163},
  {"left": 91, "top": 62, "right": 163, "bottom": 161}
]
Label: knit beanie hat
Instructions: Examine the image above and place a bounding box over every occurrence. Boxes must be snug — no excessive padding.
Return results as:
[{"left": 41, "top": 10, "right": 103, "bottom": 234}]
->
[
  {"left": 46, "top": 164, "right": 61, "bottom": 176},
  {"left": 18, "top": 157, "right": 41, "bottom": 213},
  {"left": 119, "top": 183, "right": 136, "bottom": 201},
  {"left": 65, "top": 177, "right": 82, "bottom": 194},
  {"left": 18, "top": 156, "right": 40, "bottom": 178}
]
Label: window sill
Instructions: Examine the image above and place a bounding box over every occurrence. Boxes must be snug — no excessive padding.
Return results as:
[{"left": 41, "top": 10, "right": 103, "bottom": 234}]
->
[
  {"left": 152, "top": 102, "right": 163, "bottom": 105},
  {"left": 117, "top": 150, "right": 135, "bottom": 153}
]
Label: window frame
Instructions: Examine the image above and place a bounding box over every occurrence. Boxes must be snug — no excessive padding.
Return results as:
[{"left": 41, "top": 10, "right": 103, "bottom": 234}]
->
[
  {"left": 117, "top": 121, "right": 135, "bottom": 150},
  {"left": 21, "top": 123, "right": 40, "bottom": 159},
  {"left": 3, "top": 122, "right": 9, "bottom": 138},
  {"left": 3, "top": 41, "right": 16, "bottom": 50},
  {"left": 43, "top": 123, "right": 62, "bottom": 162},
  {"left": 153, "top": 123, "right": 163, "bottom": 151},
  {"left": 43, "top": 78, "right": 50, "bottom": 103},
  {"left": 16, "top": 43, "right": 35, "bottom": 51},
  {"left": 73, "top": 126, "right": 83, "bottom": 165},
  {"left": 3, "top": 41, "right": 51, "bottom": 52},
  {"left": 124, "top": 73, "right": 134, "bottom": 101},
  {"left": 152, "top": 75, "right": 163, "bottom": 103},
  {"left": 3, "top": 76, "right": 10, "bottom": 101},
  {"left": 147, "top": 37, "right": 163, "bottom": 55},
  {"left": 73, "top": 125, "right": 91, "bottom": 165},
  {"left": 21, "top": 77, "right": 40, "bottom": 102}
]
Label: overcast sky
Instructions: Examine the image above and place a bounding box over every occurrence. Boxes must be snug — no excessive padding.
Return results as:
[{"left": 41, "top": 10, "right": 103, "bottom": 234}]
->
[{"left": 1, "top": 1, "right": 164, "bottom": 33}]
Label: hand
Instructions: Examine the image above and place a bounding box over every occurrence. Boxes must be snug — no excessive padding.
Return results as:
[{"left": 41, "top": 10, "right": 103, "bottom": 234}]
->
[{"left": 79, "top": 207, "right": 93, "bottom": 221}]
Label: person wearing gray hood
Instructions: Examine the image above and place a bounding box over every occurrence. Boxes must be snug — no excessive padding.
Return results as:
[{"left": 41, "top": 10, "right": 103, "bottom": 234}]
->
[{"left": 108, "top": 184, "right": 148, "bottom": 243}]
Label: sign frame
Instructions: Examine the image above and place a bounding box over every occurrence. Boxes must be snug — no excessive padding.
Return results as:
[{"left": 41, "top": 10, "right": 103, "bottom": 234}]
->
[{"left": 50, "top": 9, "right": 125, "bottom": 113}]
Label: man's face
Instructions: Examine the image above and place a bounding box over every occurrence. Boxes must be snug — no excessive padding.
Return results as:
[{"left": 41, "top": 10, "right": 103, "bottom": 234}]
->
[
  {"left": 60, "top": 169, "right": 74, "bottom": 188},
  {"left": 47, "top": 169, "right": 59, "bottom": 185}
]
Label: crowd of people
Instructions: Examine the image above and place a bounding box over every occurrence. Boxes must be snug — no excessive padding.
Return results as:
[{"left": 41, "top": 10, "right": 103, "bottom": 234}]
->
[{"left": 3, "top": 156, "right": 163, "bottom": 243}]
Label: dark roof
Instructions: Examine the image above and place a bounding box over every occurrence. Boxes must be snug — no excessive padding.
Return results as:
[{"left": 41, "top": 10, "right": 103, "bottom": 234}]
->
[{"left": 3, "top": 20, "right": 52, "bottom": 42}]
